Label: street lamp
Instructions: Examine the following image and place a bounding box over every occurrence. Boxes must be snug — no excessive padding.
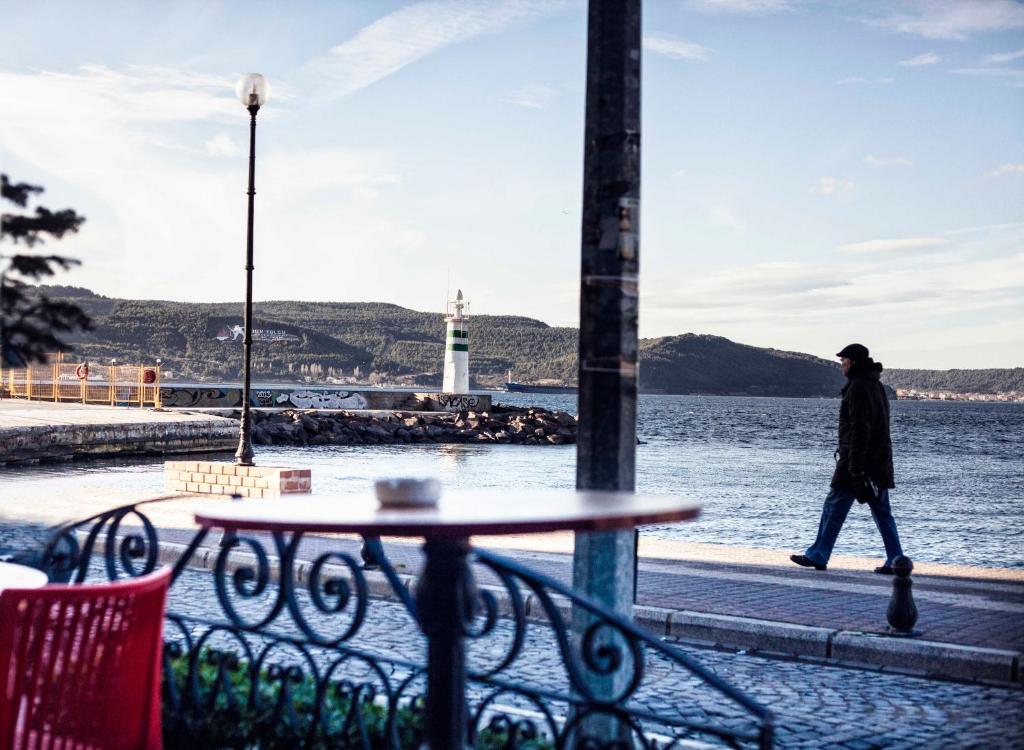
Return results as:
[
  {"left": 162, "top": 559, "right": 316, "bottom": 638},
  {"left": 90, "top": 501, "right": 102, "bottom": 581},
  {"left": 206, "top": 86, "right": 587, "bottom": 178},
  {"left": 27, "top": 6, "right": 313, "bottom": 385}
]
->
[{"left": 234, "top": 73, "right": 270, "bottom": 466}]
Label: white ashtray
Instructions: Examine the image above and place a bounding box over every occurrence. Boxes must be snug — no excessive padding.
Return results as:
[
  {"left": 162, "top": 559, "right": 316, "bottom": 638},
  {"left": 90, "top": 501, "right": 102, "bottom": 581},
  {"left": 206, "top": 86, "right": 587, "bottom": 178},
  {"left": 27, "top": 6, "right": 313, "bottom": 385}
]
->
[{"left": 374, "top": 478, "right": 441, "bottom": 509}]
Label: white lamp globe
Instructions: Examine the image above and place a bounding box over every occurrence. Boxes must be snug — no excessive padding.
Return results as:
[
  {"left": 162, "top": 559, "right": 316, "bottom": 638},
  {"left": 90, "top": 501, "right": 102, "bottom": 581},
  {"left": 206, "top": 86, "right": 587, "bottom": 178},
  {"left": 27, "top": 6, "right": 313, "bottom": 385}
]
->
[{"left": 236, "top": 73, "right": 270, "bottom": 108}]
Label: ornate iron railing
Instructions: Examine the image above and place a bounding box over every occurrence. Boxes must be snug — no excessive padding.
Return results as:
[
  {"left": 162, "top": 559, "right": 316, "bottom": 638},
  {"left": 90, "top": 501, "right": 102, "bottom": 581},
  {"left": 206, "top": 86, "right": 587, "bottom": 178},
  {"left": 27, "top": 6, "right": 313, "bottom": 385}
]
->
[{"left": 34, "top": 498, "right": 773, "bottom": 749}]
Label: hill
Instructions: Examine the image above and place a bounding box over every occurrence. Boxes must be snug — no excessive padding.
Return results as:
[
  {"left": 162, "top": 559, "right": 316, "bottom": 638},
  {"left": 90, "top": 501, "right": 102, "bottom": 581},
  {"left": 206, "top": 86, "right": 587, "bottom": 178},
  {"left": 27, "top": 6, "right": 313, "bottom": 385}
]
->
[
  {"left": 24, "top": 286, "right": 1015, "bottom": 399},
  {"left": 639, "top": 334, "right": 844, "bottom": 396},
  {"left": 882, "top": 368, "right": 1024, "bottom": 395}
]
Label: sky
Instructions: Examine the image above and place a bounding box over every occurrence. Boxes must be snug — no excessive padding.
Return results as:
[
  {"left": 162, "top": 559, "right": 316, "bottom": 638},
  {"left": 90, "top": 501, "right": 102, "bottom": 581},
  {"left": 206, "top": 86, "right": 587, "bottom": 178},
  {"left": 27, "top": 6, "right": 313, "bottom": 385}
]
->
[{"left": 1, "top": 0, "right": 1022, "bottom": 369}]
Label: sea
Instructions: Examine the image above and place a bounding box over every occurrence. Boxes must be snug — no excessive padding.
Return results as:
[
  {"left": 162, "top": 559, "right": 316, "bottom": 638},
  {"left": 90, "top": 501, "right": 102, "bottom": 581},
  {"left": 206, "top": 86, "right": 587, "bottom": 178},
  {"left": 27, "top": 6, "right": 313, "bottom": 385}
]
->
[{"left": 2, "top": 394, "right": 1022, "bottom": 568}]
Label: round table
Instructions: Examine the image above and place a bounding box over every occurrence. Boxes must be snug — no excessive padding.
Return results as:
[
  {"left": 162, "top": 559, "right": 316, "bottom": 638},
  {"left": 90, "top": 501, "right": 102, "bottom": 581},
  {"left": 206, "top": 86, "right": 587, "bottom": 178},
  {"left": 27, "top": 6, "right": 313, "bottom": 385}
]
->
[
  {"left": 0, "top": 561, "right": 48, "bottom": 593},
  {"left": 195, "top": 488, "right": 700, "bottom": 749}
]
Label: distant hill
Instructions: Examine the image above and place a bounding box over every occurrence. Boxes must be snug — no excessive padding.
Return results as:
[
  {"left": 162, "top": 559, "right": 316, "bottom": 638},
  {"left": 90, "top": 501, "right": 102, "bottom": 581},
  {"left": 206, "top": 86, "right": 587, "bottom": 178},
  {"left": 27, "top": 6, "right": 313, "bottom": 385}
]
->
[
  {"left": 883, "top": 368, "right": 1024, "bottom": 395},
  {"left": 640, "top": 334, "right": 844, "bottom": 397},
  {"left": 20, "top": 286, "right": 1015, "bottom": 398}
]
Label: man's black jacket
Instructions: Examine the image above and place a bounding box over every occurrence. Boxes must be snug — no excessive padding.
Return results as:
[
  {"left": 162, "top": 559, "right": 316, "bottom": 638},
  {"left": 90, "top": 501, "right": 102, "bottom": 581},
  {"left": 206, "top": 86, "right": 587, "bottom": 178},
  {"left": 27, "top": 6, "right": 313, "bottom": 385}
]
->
[{"left": 832, "top": 360, "right": 895, "bottom": 490}]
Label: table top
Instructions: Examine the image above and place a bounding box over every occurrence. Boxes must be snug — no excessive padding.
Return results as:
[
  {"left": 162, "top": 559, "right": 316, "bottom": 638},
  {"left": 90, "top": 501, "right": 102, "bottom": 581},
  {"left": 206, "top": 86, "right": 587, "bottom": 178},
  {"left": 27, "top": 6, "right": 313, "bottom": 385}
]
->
[
  {"left": 0, "top": 561, "right": 49, "bottom": 592},
  {"left": 194, "top": 489, "right": 700, "bottom": 537}
]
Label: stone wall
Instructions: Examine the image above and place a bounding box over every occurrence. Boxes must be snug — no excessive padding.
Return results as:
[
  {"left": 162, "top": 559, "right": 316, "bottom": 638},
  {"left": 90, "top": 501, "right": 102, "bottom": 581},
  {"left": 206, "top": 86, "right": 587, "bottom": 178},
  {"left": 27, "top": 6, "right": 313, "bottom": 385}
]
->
[{"left": 0, "top": 418, "right": 238, "bottom": 466}]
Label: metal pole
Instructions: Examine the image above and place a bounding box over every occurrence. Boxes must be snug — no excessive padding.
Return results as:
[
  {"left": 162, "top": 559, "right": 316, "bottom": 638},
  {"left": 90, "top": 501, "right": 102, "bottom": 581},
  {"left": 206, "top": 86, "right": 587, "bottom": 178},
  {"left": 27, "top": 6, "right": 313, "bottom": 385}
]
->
[
  {"left": 235, "top": 104, "right": 259, "bottom": 466},
  {"left": 572, "top": 0, "right": 641, "bottom": 735},
  {"left": 416, "top": 537, "right": 473, "bottom": 749}
]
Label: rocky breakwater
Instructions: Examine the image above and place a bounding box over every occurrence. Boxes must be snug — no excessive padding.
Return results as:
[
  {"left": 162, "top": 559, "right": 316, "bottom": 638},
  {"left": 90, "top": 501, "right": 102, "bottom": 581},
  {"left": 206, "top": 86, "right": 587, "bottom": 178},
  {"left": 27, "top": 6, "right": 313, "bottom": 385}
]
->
[{"left": 250, "top": 406, "right": 577, "bottom": 447}]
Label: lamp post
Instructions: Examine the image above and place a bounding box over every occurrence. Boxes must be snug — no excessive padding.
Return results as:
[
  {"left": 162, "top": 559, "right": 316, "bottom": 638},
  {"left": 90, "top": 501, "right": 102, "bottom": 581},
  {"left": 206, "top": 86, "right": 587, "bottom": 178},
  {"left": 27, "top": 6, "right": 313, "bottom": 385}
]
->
[{"left": 234, "top": 73, "right": 270, "bottom": 466}]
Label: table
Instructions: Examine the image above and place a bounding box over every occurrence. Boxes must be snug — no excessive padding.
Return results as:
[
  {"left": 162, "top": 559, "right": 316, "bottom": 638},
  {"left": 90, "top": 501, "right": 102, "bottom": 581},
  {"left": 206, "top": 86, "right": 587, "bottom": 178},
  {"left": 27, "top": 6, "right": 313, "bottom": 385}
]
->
[
  {"left": 0, "top": 561, "right": 49, "bottom": 593},
  {"left": 195, "top": 488, "right": 700, "bottom": 749}
]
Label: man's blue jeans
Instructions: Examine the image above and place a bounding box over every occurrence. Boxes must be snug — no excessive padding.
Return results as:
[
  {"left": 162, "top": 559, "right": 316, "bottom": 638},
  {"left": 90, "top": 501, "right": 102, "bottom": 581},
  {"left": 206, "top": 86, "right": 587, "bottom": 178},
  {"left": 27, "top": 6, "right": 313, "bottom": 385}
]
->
[{"left": 804, "top": 486, "right": 904, "bottom": 566}]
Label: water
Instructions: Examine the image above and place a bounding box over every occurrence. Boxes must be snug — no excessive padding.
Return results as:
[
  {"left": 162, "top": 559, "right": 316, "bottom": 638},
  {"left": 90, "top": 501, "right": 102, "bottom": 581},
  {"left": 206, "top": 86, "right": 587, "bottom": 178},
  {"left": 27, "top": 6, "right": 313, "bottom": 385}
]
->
[{"left": 2, "top": 395, "right": 1022, "bottom": 568}]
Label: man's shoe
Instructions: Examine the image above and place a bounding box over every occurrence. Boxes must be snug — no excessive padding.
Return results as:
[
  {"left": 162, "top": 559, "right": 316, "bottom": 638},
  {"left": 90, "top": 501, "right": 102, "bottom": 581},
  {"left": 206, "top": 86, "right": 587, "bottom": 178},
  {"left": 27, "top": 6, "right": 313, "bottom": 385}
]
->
[
  {"left": 874, "top": 565, "right": 895, "bottom": 575},
  {"left": 790, "top": 554, "right": 827, "bottom": 571}
]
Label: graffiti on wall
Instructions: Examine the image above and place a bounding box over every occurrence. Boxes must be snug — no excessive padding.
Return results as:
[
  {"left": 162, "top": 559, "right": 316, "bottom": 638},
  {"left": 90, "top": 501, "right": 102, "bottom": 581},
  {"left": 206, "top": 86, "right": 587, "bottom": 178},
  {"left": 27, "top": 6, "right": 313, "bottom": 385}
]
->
[
  {"left": 432, "top": 394, "right": 484, "bottom": 412},
  {"left": 160, "top": 387, "right": 245, "bottom": 408},
  {"left": 160, "top": 386, "right": 368, "bottom": 410},
  {"left": 279, "top": 390, "right": 368, "bottom": 410}
]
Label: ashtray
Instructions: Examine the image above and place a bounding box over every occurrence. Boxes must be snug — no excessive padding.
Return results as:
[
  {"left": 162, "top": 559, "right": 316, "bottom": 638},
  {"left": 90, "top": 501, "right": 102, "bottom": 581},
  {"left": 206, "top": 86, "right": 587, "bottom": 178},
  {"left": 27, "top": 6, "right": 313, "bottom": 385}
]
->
[{"left": 375, "top": 478, "right": 441, "bottom": 509}]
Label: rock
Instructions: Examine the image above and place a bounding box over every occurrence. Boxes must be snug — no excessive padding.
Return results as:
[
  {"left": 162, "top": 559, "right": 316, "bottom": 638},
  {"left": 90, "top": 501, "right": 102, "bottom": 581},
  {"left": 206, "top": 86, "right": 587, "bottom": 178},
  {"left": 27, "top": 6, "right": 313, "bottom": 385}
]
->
[
  {"left": 546, "top": 434, "right": 567, "bottom": 445},
  {"left": 402, "top": 416, "right": 420, "bottom": 428},
  {"left": 364, "top": 424, "right": 391, "bottom": 441}
]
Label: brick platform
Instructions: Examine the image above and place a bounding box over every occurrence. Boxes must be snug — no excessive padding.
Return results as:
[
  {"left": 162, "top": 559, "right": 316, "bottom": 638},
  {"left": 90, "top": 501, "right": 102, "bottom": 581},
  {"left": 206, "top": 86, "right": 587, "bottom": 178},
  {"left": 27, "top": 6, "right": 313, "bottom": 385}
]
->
[{"left": 164, "top": 460, "right": 311, "bottom": 498}]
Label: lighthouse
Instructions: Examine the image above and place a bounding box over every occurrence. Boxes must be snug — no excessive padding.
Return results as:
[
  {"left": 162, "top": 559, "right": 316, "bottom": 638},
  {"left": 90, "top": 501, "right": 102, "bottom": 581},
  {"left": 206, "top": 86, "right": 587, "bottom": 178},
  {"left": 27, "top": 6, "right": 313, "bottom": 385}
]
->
[{"left": 442, "top": 289, "right": 469, "bottom": 393}]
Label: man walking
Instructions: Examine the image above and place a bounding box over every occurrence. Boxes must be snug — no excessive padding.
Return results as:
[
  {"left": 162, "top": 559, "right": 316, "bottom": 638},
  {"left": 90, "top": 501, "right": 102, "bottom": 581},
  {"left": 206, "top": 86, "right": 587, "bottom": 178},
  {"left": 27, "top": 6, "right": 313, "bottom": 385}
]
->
[{"left": 791, "top": 344, "right": 904, "bottom": 573}]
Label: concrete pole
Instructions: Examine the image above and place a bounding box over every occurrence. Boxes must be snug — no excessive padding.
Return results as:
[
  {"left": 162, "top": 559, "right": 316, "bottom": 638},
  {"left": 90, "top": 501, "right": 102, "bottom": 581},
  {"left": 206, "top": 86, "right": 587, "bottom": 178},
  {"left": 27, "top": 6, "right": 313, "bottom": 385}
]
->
[{"left": 572, "top": 0, "right": 641, "bottom": 736}]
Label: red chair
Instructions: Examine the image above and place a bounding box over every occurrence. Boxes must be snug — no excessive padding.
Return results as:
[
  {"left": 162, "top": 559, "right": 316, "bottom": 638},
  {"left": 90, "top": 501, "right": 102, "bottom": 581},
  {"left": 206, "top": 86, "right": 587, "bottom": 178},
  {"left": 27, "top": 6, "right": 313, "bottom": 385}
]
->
[{"left": 0, "top": 567, "right": 172, "bottom": 750}]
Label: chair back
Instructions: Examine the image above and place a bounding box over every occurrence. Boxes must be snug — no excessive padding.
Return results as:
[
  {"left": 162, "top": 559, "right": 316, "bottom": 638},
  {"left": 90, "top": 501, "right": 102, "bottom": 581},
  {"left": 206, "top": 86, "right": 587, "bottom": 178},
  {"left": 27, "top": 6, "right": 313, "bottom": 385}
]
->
[{"left": 0, "top": 567, "right": 172, "bottom": 750}]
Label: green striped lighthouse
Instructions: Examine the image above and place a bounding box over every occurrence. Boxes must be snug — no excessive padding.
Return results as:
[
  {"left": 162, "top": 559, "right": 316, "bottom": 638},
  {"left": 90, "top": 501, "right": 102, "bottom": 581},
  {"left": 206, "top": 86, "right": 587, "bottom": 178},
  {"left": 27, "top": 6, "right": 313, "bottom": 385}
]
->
[{"left": 442, "top": 289, "right": 469, "bottom": 393}]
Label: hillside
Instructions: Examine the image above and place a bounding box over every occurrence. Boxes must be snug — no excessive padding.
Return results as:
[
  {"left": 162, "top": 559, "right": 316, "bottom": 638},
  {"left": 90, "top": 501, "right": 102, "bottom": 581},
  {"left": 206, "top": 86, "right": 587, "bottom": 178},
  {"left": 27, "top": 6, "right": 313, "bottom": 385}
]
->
[
  {"left": 882, "top": 368, "right": 1024, "bottom": 395},
  {"left": 22, "top": 286, "right": 1014, "bottom": 398},
  {"left": 37, "top": 286, "right": 577, "bottom": 387},
  {"left": 640, "top": 335, "right": 844, "bottom": 396}
]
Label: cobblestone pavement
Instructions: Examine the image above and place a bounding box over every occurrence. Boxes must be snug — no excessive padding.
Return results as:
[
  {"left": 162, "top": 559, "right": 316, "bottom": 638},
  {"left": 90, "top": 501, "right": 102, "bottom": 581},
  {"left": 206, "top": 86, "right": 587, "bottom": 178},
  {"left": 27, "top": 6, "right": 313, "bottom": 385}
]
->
[
  {"left": 159, "top": 566, "right": 1024, "bottom": 750},
  {"left": 164, "top": 530, "right": 1023, "bottom": 651}
]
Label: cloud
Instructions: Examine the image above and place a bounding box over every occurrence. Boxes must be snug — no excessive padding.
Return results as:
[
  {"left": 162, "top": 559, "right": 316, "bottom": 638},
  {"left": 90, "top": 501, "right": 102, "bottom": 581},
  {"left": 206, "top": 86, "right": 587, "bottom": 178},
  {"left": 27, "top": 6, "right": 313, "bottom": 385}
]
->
[
  {"left": 651, "top": 263, "right": 851, "bottom": 310},
  {"left": 0, "top": 63, "right": 422, "bottom": 304},
  {"left": 864, "top": 155, "right": 913, "bottom": 167},
  {"left": 685, "top": 0, "right": 794, "bottom": 14},
  {"left": 672, "top": 169, "right": 688, "bottom": 178},
  {"left": 940, "top": 221, "right": 1024, "bottom": 235},
  {"left": 306, "top": 0, "right": 569, "bottom": 99},
  {"left": 836, "top": 237, "right": 953, "bottom": 255},
  {"left": 861, "top": 0, "right": 1024, "bottom": 40},
  {"left": 507, "top": 84, "right": 556, "bottom": 109},
  {"left": 988, "top": 163, "right": 1024, "bottom": 177},
  {"left": 261, "top": 148, "right": 401, "bottom": 196},
  {"left": 204, "top": 133, "right": 242, "bottom": 157},
  {"left": 954, "top": 66, "right": 1024, "bottom": 87},
  {"left": 645, "top": 253, "right": 1024, "bottom": 335},
  {"left": 898, "top": 52, "right": 941, "bottom": 66},
  {"left": 643, "top": 34, "right": 712, "bottom": 62},
  {"left": 984, "top": 47, "right": 1024, "bottom": 64},
  {"left": 810, "top": 177, "right": 855, "bottom": 196},
  {"left": 835, "top": 76, "right": 894, "bottom": 85}
]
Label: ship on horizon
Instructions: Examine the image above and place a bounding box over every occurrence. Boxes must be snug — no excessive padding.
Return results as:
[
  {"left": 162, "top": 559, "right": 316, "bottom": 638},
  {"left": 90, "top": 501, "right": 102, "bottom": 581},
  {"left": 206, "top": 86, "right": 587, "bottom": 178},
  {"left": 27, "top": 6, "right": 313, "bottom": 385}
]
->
[{"left": 503, "top": 369, "right": 577, "bottom": 394}]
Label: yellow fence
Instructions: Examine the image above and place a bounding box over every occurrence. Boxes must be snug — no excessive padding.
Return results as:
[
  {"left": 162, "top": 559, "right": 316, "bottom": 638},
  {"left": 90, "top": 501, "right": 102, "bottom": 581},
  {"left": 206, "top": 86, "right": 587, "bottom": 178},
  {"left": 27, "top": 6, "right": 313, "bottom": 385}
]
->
[{"left": 2, "top": 353, "right": 161, "bottom": 407}]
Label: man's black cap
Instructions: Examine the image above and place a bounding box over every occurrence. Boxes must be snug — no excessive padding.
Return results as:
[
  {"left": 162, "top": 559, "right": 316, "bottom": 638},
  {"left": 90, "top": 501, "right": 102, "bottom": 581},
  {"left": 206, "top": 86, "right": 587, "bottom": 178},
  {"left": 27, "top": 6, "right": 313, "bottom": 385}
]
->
[{"left": 836, "top": 343, "right": 869, "bottom": 360}]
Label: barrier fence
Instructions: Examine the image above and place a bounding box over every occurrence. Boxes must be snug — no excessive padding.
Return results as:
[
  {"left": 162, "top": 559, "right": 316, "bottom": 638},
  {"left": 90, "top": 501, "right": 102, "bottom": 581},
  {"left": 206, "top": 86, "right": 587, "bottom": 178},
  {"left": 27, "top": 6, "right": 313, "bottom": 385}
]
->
[{"left": 1, "top": 352, "right": 161, "bottom": 407}]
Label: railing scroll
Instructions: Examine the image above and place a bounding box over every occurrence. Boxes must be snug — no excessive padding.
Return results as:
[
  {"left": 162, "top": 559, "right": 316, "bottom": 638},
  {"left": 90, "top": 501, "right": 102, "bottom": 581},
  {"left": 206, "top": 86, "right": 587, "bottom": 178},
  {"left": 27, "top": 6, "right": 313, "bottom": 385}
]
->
[{"left": 31, "top": 497, "right": 773, "bottom": 749}]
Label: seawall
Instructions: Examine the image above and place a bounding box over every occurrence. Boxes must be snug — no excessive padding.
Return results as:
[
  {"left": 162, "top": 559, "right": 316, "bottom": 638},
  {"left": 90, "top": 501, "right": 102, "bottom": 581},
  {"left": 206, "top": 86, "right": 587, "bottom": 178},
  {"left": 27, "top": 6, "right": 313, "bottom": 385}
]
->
[{"left": 0, "top": 400, "right": 238, "bottom": 466}]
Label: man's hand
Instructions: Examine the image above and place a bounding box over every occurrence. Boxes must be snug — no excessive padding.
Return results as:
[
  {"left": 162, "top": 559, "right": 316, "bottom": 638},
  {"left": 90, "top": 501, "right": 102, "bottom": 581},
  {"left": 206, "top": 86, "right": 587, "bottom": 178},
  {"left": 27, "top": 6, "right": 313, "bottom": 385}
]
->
[{"left": 852, "top": 474, "right": 880, "bottom": 504}]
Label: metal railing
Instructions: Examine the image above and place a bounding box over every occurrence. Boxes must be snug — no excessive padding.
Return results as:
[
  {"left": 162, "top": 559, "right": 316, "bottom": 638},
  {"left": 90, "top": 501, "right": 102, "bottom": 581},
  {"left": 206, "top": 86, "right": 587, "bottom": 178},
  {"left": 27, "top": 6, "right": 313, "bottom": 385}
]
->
[
  {"left": 33, "top": 498, "right": 774, "bottom": 749},
  {"left": 1, "top": 352, "right": 161, "bottom": 407}
]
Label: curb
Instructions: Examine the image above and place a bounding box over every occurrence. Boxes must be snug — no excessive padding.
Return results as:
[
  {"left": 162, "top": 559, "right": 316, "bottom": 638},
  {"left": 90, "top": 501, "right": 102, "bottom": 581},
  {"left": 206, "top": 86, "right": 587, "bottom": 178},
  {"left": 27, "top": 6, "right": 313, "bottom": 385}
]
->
[{"left": 154, "top": 540, "right": 1023, "bottom": 684}]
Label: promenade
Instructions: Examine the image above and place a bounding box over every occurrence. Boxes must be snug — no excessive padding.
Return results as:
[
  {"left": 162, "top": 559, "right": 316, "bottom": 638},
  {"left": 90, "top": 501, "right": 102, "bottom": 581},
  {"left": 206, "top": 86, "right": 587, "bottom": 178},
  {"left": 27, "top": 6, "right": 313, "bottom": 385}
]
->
[
  {"left": 104, "top": 493, "right": 1021, "bottom": 682},
  {"left": 1, "top": 489, "right": 1022, "bottom": 746},
  {"left": 0, "top": 399, "right": 237, "bottom": 464}
]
